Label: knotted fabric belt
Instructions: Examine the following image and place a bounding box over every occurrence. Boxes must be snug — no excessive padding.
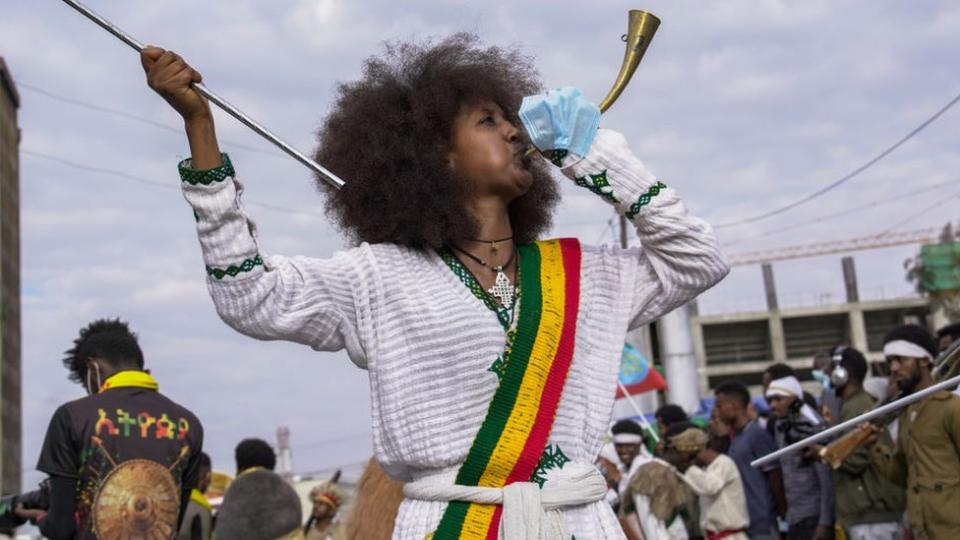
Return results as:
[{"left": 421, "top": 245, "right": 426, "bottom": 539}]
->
[
  {"left": 706, "top": 529, "right": 746, "bottom": 540},
  {"left": 404, "top": 463, "right": 606, "bottom": 540}
]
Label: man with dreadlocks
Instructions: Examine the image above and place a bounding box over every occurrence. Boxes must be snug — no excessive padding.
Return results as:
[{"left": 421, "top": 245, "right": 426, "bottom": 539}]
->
[
  {"left": 35, "top": 319, "right": 204, "bottom": 539},
  {"left": 141, "top": 32, "right": 728, "bottom": 539}
]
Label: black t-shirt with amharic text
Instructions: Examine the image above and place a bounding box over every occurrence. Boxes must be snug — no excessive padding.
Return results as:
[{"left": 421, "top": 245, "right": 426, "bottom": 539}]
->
[{"left": 37, "top": 386, "right": 203, "bottom": 540}]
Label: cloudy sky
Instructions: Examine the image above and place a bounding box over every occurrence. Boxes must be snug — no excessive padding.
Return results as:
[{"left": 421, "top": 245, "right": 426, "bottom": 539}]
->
[{"left": 1, "top": 0, "right": 958, "bottom": 488}]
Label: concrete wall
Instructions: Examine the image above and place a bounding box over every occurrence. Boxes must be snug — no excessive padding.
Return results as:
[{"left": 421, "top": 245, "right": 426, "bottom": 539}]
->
[
  {"left": 690, "top": 257, "right": 932, "bottom": 396},
  {"left": 0, "top": 56, "right": 21, "bottom": 496}
]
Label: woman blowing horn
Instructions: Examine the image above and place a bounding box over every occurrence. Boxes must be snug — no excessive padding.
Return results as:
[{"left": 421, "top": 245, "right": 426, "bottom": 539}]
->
[{"left": 141, "top": 34, "right": 729, "bottom": 540}]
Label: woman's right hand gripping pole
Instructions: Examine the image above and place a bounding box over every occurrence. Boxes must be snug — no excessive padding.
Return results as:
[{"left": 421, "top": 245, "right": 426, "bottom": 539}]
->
[{"left": 140, "top": 46, "right": 222, "bottom": 169}]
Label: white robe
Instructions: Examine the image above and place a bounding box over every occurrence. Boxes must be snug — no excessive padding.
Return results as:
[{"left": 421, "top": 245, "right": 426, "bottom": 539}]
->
[
  {"left": 682, "top": 455, "right": 749, "bottom": 540},
  {"left": 181, "top": 129, "right": 729, "bottom": 539}
]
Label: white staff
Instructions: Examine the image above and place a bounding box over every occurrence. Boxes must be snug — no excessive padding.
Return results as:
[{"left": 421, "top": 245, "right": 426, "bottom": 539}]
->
[{"left": 617, "top": 380, "right": 660, "bottom": 443}]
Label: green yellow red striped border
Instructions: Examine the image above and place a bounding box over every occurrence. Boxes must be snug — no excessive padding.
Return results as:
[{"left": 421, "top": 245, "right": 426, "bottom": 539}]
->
[{"left": 432, "top": 238, "right": 581, "bottom": 540}]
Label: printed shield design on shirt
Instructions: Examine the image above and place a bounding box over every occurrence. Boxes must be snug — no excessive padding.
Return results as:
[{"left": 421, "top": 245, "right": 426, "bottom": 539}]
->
[{"left": 92, "top": 458, "right": 181, "bottom": 539}]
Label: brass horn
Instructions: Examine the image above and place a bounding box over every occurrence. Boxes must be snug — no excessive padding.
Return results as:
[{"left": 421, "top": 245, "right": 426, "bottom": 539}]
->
[
  {"left": 524, "top": 10, "right": 659, "bottom": 157},
  {"left": 598, "top": 10, "right": 661, "bottom": 113}
]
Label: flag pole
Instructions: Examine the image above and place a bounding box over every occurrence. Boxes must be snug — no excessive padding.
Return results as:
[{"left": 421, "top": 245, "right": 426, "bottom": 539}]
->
[
  {"left": 60, "top": 0, "right": 346, "bottom": 190},
  {"left": 617, "top": 380, "right": 660, "bottom": 443}
]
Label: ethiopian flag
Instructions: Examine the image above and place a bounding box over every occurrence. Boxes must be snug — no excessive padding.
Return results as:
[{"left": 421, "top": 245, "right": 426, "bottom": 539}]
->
[{"left": 615, "top": 342, "right": 666, "bottom": 398}]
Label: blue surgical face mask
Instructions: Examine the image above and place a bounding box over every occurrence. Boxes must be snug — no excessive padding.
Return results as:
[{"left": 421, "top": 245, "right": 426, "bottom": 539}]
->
[
  {"left": 811, "top": 370, "right": 831, "bottom": 390},
  {"left": 519, "top": 86, "right": 601, "bottom": 158}
]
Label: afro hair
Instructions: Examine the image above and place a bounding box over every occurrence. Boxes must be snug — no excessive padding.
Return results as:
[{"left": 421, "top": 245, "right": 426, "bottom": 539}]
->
[{"left": 314, "top": 33, "right": 559, "bottom": 248}]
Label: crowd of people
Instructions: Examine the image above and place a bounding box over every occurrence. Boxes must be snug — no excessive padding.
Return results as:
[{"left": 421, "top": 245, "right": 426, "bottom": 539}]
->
[
  {"left": 5, "top": 318, "right": 956, "bottom": 539},
  {"left": 602, "top": 322, "right": 960, "bottom": 540}
]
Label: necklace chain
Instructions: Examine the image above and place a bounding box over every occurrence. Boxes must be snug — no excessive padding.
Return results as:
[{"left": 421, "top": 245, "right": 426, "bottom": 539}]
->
[
  {"left": 449, "top": 244, "right": 515, "bottom": 271},
  {"left": 438, "top": 248, "right": 520, "bottom": 329},
  {"left": 463, "top": 236, "right": 513, "bottom": 256},
  {"left": 466, "top": 235, "right": 513, "bottom": 243},
  {"left": 448, "top": 244, "right": 517, "bottom": 309}
]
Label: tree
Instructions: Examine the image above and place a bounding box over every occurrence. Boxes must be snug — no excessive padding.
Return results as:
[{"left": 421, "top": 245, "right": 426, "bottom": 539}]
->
[{"left": 905, "top": 222, "right": 960, "bottom": 320}]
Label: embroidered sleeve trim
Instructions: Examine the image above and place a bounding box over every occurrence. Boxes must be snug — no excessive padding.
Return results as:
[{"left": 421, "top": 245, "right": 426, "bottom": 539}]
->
[
  {"left": 625, "top": 181, "right": 666, "bottom": 220},
  {"left": 178, "top": 153, "right": 235, "bottom": 186},
  {"left": 206, "top": 254, "right": 263, "bottom": 280},
  {"left": 574, "top": 169, "right": 619, "bottom": 204},
  {"left": 549, "top": 149, "right": 569, "bottom": 167}
]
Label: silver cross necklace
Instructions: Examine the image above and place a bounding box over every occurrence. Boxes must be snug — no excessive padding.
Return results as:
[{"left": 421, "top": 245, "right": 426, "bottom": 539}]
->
[{"left": 449, "top": 243, "right": 517, "bottom": 309}]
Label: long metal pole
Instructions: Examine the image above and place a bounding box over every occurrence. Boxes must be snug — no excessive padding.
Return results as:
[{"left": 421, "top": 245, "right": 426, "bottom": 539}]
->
[
  {"left": 61, "top": 0, "right": 346, "bottom": 190},
  {"left": 751, "top": 372, "right": 960, "bottom": 468}
]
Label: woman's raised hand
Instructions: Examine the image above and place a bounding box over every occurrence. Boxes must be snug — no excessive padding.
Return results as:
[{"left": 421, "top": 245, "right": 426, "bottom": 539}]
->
[
  {"left": 141, "top": 46, "right": 210, "bottom": 122},
  {"left": 141, "top": 46, "right": 222, "bottom": 168}
]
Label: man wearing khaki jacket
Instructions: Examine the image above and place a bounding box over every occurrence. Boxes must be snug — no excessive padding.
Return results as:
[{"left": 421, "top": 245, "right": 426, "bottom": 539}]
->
[{"left": 867, "top": 325, "right": 960, "bottom": 540}]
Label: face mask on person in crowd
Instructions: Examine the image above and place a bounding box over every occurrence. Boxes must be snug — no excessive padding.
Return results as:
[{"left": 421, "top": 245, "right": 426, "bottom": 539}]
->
[{"left": 811, "top": 370, "right": 831, "bottom": 390}]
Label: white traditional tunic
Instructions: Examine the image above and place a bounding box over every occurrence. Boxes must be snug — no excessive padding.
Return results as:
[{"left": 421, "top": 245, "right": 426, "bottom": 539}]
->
[
  {"left": 682, "top": 455, "right": 750, "bottom": 540},
  {"left": 180, "top": 129, "right": 729, "bottom": 539}
]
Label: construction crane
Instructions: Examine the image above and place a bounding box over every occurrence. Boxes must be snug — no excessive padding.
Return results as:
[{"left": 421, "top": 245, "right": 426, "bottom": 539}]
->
[{"left": 727, "top": 227, "right": 940, "bottom": 266}]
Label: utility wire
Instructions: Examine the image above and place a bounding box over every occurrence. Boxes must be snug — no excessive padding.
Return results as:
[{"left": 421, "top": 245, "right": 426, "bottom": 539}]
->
[
  {"left": 722, "top": 179, "right": 958, "bottom": 246},
  {"left": 22, "top": 80, "right": 960, "bottom": 241},
  {"left": 22, "top": 149, "right": 327, "bottom": 219},
  {"left": 878, "top": 189, "right": 960, "bottom": 236},
  {"left": 18, "top": 81, "right": 286, "bottom": 158},
  {"left": 294, "top": 458, "right": 372, "bottom": 478},
  {"left": 715, "top": 90, "right": 960, "bottom": 229},
  {"left": 294, "top": 431, "right": 372, "bottom": 451},
  {"left": 593, "top": 214, "right": 617, "bottom": 245}
]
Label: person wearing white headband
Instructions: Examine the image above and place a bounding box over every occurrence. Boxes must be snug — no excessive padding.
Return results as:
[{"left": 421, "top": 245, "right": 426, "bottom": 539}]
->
[
  {"left": 764, "top": 376, "right": 835, "bottom": 539},
  {"left": 866, "top": 324, "right": 960, "bottom": 540},
  {"left": 608, "top": 419, "right": 652, "bottom": 509},
  {"left": 882, "top": 324, "right": 936, "bottom": 395}
]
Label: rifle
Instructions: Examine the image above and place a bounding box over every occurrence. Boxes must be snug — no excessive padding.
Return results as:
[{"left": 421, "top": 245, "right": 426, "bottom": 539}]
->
[
  {"left": 821, "top": 341, "right": 960, "bottom": 468},
  {"left": 752, "top": 339, "right": 960, "bottom": 469}
]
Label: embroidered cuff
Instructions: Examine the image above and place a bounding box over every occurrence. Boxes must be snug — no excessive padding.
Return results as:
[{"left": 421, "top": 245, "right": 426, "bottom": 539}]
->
[
  {"left": 550, "top": 149, "right": 569, "bottom": 167},
  {"left": 178, "top": 153, "right": 235, "bottom": 186},
  {"left": 625, "top": 181, "right": 667, "bottom": 220},
  {"left": 573, "top": 170, "right": 619, "bottom": 203},
  {"left": 548, "top": 149, "right": 588, "bottom": 170},
  {"left": 206, "top": 254, "right": 263, "bottom": 280}
]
